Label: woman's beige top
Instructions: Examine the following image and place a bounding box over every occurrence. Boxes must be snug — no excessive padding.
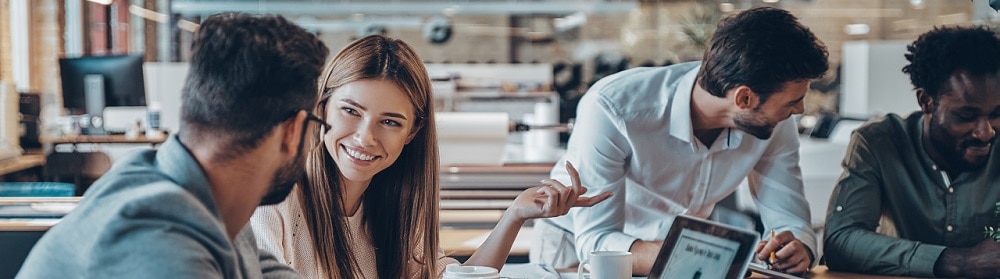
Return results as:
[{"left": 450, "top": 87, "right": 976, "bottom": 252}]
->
[{"left": 250, "top": 187, "right": 459, "bottom": 279}]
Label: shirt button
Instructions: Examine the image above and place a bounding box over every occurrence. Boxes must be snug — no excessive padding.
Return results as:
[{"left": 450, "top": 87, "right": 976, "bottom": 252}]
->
[
  {"left": 836, "top": 206, "right": 843, "bottom": 211},
  {"left": 948, "top": 187, "right": 954, "bottom": 193},
  {"left": 947, "top": 225, "right": 954, "bottom": 232},
  {"left": 932, "top": 165, "right": 938, "bottom": 170}
]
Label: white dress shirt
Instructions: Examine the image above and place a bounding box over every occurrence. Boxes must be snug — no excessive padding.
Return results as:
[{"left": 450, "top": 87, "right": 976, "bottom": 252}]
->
[{"left": 546, "top": 62, "right": 816, "bottom": 262}]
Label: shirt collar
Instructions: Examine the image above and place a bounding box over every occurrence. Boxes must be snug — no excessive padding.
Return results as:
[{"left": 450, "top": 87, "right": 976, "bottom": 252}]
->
[
  {"left": 667, "top": 64, "right": 744, "bottom": 151},
  {"left": 668, "top": 65, "right": 701, "bottom": 143},
  {"left": 155, "top": 134, "right": 219, "bottom": 215}
]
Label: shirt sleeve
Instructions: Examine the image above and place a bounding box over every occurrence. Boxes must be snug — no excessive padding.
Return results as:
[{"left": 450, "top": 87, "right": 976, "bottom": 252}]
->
[
  {"left": 748, "top": 119, "right": 818, "bottom": 264},
  {"left": 554, "top": 91, "right": 638, "bottom": 261},
  {"left": 823, "top": 129, "right": 945, "bottom": 277}
]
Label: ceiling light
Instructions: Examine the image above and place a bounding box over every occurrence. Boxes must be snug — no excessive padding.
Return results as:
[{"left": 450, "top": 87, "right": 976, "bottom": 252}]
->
[
  {"left": 844, "top": 24, "right": 870, "bottom": 35},
  {"left": 178, "top": 19, "right": 200, "bottom": 32},
  {"left": 442, "top": 6, "right": 458, "bottom": 17},
  {"left": 762, "top": 0, "right": 780, "bottom": 3},
  {"left": 128, "top": 5, "right": 168, "bottom": 23}
]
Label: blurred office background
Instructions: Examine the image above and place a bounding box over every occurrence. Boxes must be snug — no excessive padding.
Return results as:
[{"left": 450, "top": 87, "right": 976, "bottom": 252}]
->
[
  {"left": 1, "top": 0, "right": 999, "bottom": 270},
  {"left": 2, "top": 0, "right": 999, "bottom": 139}
]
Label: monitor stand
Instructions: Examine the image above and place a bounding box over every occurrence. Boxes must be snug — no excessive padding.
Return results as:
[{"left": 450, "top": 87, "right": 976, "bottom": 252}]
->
[{"left": 83, "top": 74, "right": 106, "bottom": 135}]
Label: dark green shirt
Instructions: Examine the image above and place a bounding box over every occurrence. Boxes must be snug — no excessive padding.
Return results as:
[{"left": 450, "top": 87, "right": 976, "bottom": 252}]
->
[{"left": 824, "top": 112, "right": 1000, "bottom": 277}]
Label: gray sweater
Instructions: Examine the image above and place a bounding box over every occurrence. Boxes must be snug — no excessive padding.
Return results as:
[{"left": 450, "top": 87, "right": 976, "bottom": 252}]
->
[{"left": 17, "top": 135, "right": 301, "bottom": 279}]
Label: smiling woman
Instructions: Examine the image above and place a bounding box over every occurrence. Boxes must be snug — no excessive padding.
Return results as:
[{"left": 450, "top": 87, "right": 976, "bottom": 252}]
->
[
  {"left": 323, "top": 79, "right": 418, "bottom": 185},
  {"left": 249, "top": 34, "right": 610, "bottom": 279}
]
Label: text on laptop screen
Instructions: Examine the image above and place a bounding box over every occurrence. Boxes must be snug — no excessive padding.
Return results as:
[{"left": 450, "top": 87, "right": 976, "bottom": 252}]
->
[{"left": 661, "top": 229, "right": 741, "bottom": 278}]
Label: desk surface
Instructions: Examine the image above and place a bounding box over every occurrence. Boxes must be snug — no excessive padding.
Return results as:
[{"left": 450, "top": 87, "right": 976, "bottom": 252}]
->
[
  {"left": 40, "top": 134, "right": 167, "bottom": 144},
  {"left": 787, "top": 266, "right": 918, "bottom": 279},
  {"left": 500, "top": 264, "right": 916, "bottom": 279},
  {"left": 0, "top": 155, "right": 45, "bottom": 176}
]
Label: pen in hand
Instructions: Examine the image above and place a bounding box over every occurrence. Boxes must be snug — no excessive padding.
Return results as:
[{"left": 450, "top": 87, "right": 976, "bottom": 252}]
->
[{"left": 769, "top": 229, "right": 777, "bottom": 267}]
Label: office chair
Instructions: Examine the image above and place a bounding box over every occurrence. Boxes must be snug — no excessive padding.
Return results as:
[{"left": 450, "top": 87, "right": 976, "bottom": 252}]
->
[{"left": 43, "top": 151, "right": 112, "bottom": 196}]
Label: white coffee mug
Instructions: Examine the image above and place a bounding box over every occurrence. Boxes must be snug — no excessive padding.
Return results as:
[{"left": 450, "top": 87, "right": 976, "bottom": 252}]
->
[
  {"left": 578, "top": 251, "right": 632, "bottom": 279},
  {"left": 442, "top": 263, "right": 500, "bottom": 279}
]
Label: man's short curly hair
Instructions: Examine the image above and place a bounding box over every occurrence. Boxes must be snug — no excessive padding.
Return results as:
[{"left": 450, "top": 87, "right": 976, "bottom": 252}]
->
[{"left": 902, "top": 25, "right": 1000, "bottom": 99}]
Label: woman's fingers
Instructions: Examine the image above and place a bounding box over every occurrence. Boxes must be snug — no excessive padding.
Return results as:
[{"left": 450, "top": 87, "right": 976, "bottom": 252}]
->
[
  {"left": 536, "top": 185, "right": 559, "bottom": 215},
  {"left": 574, "top": 191, "right": 613, "bottom": 207},
  {"left": 525, "top": 162, "right": 613, "bottom": 216},
  {"left": 565, "top": 161, "right": 583, "bottom": 192},
  {"left": 544, "top": 179, "right": 575, "bottom": 211}
]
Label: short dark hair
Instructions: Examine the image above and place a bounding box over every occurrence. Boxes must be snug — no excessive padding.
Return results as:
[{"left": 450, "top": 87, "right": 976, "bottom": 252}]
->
[
  {"left": 181, "top": 13, "right": 329, "bottom": 155},
  {"left": 902, "top": 25, "right": 1000, "bottom": 99},
  {"left": 697, "top": 7, "right": 829, "bottom": 101}
]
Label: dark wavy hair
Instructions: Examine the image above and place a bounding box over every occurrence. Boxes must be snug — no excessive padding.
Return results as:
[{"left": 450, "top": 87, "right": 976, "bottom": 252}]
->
[
  {"left": 902, "top": 25, "right": 1000, "bottom": 99},
  {"left": 181, "top": 13, "right": 329, "bottom": 160},
  {"left": 697, "top": 7, "right": 829, "bottom": 102}
]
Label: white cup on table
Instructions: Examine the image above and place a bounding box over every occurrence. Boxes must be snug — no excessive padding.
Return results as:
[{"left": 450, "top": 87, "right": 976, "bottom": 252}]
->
[
  {"left": 578, "top": 250, "right": 632, "bottom": 279},
  {"left": 443, "top": 263, "right": 500, "bottom": 279}
]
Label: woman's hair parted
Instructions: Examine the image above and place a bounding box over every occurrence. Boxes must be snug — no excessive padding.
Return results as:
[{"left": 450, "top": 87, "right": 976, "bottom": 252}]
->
[{"left": 300, "top": 34, "right": 440, "bottom": 279}]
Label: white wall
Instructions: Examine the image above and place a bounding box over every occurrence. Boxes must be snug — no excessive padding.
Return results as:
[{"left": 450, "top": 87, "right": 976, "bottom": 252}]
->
[
  {"left": 841, "top": 41, "right": 918, "bottom": 118},
  {"left": 143, "top": 62, "right": 189, "bottom": 134}
]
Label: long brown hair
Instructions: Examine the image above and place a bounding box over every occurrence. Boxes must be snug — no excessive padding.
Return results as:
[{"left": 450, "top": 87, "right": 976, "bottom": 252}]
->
[{"left": 299, "top": 34, "right": 440, "bottom": 278}]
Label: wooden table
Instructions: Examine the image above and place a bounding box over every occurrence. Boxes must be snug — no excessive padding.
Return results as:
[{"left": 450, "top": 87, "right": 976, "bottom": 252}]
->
[
  {"left": 515, "top": 265, "right": 916, "bottom": 279},
  {"left": 781, "top": 266, "right": 918, "bottom": 279},
  {"left": 0, "top": 155, "right": 45, "bottom": 176}
]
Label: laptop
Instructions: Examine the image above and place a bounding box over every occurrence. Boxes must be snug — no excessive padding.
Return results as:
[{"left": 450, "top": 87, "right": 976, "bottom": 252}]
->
[{"left": 647, "top": 215, "right": 759, "bottom": 279}]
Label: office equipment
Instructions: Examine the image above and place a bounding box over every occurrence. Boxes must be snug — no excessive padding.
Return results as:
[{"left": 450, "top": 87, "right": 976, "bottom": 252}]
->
[
  {"left": 648, "top": 215, "right": 759, "bottom": 279},
  {"left": 59, "top": 55, "right": 146, "bottom": 134},
  {"left": 749, "top": 262, "right": 804, "bottom": 279},
  {"left": 102, "top": 106, "right": 148, "bottom": 134},
  {"left": 437, "top": 112, "right": 509, "bottom": 166},
  {"left": 18, "top": 93, "right": 40, "bottom": 149},
  {"left": 43, "top": 151, "right": 112, "bottom": 195}
]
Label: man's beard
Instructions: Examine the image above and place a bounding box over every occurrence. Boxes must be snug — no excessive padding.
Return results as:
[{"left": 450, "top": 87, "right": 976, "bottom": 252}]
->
[
  {"left": 734, "top": 110, "right": 775, "bottom": 140},
  {"left": 260, "top": 131, "right": 308, "bottom": 206},
  {"left": 928, "top": 113, "right": 993, "bottom": 172}
]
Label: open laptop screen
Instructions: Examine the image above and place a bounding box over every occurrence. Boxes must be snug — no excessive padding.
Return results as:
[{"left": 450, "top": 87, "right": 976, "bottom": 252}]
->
[{"left": 648, "top": 215, "right": 759, "bottom": 279}]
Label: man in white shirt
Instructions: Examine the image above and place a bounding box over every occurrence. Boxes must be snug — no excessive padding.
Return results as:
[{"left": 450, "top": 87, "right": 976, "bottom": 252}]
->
[{"left": 530, "top": 7, "right": 829, "bottom": 276}]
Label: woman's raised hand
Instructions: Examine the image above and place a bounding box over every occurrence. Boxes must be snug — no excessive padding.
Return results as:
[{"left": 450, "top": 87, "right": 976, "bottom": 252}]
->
[{"left": 508, "top": 161, "right": 613, "bottom": 220}]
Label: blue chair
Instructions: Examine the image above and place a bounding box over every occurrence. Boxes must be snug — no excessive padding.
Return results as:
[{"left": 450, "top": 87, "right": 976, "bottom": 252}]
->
[{"left": 0, "top": 182, "right": 76, "bottom": 197}]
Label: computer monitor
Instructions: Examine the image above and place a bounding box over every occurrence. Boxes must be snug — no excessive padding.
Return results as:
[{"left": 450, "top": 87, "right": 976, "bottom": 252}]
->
[{"left": 58, "top": 55, "right": 146, "bottom": 116}]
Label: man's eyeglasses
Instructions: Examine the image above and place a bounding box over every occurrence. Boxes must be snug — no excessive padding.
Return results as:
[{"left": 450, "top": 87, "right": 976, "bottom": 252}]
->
[
  {"left": 305, "top": 112, "right": 331, "bottom": 131},
  {"left": 288, "top": 110, "right": 331, "bottom": 131}
]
